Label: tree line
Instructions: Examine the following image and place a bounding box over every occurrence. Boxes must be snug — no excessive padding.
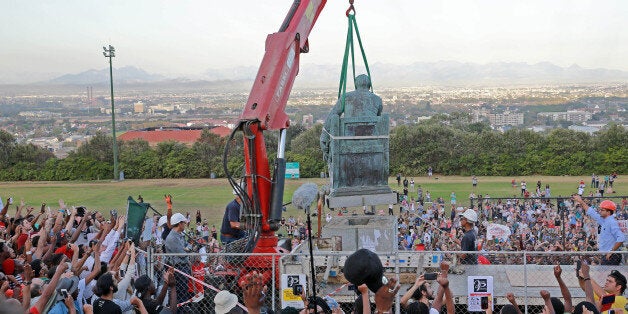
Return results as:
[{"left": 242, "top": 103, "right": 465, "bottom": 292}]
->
[{"left": 0, "top": 117, "right": 626, "bottom": 181}]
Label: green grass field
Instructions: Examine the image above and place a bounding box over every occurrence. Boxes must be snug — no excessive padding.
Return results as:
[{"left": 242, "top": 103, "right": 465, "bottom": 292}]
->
[{"left": 0, "top": 176, "right": 625, "bottom": 232}]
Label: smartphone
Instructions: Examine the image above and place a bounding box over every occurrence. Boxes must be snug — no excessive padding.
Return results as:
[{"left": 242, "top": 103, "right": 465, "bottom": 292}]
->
[
  {"left": 601, "top": 294, "right": 615, "bottom": 312},
  {"left": 481, "top": 296, "right": 489, "bottom": 310},
  {"left": 119, "top": 269, "right": 125, "bottom": 278},
  {"left": 424, "top": 273, "right": 437, "bottom": 280},
  {"left": 575, "top": 261, "right": 581, "bottom": 276},
  {"left": 292, "top": 284, "right": 303, "bottom": 296},
  {"left": 60, "top": 289, "right": 68, "bottom": 299},
  {"left": 348, "top": 284, "right": 356, "bottom": 291}
]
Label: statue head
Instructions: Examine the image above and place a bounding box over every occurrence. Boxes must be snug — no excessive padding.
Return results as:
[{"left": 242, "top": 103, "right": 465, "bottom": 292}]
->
[{"left": 355, "top": 74, "right": 371, "bottom": 90}]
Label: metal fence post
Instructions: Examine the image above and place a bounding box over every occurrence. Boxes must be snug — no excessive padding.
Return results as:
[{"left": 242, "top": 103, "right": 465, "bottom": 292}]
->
[
  {"left": 148, "top": 246, "right": 154, "bottom": 282},
  {"left": 523, "top": 251, "right": 528, "bottom": 314},
  {"left": 272, "top": 253, "right": 277, "bottom": 312},
  {"left": 394, "top": 251, "right": 400, "bottom": 314}
]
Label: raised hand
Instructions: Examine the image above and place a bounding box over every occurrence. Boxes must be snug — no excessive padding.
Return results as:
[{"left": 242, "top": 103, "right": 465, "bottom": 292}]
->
[
  {"left": 242, "top": 271, "right": 266, "bottom": 313},
  {"left": 506, "top": 292, "right": 516, "bottom": 304},
  {"left": 553, "top": 265, "right": 562, "bottom": 278},
  {"left": 375, "top": 276, "right": 400, "bottom": 313}
]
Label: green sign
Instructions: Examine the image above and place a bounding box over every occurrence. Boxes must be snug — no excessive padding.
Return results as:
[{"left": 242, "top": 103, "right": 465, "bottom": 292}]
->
[{"left": 285, "top": 162, "right": 300, "bottom": 179}]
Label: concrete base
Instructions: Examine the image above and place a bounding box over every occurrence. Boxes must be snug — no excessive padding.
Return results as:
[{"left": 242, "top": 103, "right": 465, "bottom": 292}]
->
[
  {"left": 327, "top": 192, "right": 397, "bottom": 209},
  {"left": 320, "top": 215, "right": 398, "bottom": 252}
]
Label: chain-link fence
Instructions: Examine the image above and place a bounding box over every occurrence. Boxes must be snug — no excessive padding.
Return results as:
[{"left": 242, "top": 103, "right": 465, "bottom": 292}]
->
[{"left": 140, "top": 249, "right": 626, "bottom": 314}]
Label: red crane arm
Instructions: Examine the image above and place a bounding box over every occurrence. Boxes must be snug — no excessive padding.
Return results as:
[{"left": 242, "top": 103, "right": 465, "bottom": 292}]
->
[{"left": 240, "top": 0, "right": 327, "bottom": 130}]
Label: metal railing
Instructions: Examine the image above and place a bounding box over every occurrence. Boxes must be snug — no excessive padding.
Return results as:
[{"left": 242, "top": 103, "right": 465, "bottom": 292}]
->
[{"left": 135, "top": 249, "right": 625, "bottom": 314}]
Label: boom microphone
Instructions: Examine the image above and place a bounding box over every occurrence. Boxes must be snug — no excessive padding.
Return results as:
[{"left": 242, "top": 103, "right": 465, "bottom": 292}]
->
[{"left": 292, "top": 183, "right": 318, "bottom": 212}]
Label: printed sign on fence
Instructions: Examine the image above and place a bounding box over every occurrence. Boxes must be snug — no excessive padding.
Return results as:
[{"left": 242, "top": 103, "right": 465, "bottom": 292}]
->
[
  {"left": 486, "top": 223, "right": 511, "bottom": 241},
  {"left": 467, "top": 276, "right": 493, "bottom": 312},
  {"left": 281, "top": 274, "right": 306, "bottom": 309}
]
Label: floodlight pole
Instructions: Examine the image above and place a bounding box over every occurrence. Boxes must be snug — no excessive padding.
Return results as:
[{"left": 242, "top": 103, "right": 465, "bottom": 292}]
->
[{"left": 103, "top": 45, "right": 119, "bottom": 181}]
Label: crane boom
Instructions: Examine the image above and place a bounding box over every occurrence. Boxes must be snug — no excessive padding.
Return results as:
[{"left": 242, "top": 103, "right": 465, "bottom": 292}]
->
[
  {"left": 225, "top": 0, "right": 327, "bottom": 266},
  {"left": 240, "top": 0, "right": 326, "bottom": 129}
]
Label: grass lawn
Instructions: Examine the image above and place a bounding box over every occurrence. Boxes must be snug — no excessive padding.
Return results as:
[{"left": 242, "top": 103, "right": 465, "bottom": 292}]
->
[{"left": 0, "top": 175, "right": 625, "bottom": 232}]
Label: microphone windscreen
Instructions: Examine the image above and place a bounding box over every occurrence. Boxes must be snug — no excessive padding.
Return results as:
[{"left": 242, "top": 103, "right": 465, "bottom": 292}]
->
[{"left": 292, "top": 183, "right": 318, "bottom": 210}]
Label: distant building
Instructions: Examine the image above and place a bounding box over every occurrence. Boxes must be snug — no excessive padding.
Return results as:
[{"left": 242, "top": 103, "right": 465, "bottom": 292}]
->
[
  {"left": 486, "top": 111, "right": 524, "bottom": 127},
  {"left": 134, "top": 101, "right": 145, "bottom": 113},
  {"left": 118, "top": 126, "right": 231, "bottom": 147},
  {"left": 538, "top": 110, "right": 592, "bottom": 123},
  {"left": 302, "top": 114, "right": 314, "bottom": 126},
  {"left": 568, "top": 125, "right": 600, "bottom": 134}
]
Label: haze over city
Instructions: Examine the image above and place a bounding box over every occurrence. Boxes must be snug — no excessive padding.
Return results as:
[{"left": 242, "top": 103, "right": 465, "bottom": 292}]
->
[{"left": 1, "top": 0, "right": 628, "bottom": 84}]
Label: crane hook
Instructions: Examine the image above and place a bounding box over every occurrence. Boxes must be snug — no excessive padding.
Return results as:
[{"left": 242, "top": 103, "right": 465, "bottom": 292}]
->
[{"left": 346, "top": 0, "right": 355, "bottom": 16}]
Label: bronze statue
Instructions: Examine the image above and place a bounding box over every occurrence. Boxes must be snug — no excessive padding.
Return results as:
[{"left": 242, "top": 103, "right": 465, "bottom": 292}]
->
[{"left": 320, "top": 74, "right": 395, "bottom": 208}]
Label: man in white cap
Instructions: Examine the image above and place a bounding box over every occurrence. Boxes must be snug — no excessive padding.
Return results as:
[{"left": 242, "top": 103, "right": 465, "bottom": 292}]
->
[
  {"left": 220, "top": 189, "right": 246, "bottom": 245},
  {"left": 164, "top": 212, "right": 191, "bottom": 312},
  {"left": 458, "top": 208, "right": 478, "bottom": 265}
]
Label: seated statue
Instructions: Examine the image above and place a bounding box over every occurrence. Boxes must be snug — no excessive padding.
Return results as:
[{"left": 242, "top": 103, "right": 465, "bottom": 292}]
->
[{"left": 320, "top": 74, "right": 382, "bottom": 163}]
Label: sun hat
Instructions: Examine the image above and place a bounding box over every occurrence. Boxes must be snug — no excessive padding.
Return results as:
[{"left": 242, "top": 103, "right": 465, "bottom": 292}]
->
[
  {"left": 214, "top": 290, "right": 239, "bottom": 314},
  {"left": 55, "top": 276, "right": 79, "bottom": 301}
]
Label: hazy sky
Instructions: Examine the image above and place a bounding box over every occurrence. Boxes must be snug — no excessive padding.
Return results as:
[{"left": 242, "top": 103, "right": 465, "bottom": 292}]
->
[{"left": 1, "top": 0, "right": 627, "bottom": 83}]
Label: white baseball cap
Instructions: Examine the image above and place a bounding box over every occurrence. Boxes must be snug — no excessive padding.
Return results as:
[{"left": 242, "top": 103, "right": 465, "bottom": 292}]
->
[
  {"left": 157, "top": 216, "right": 168, "bottom": 227},
  {"left": 170, "top": 213, "right": 188, "bottom": 225},
  {"left": 459, "top": 209, "right": 478, "bottom": 223}
]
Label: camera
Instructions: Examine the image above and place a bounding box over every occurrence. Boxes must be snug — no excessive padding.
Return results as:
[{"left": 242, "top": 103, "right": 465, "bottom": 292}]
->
[
  {"left": 424, "top": 273, "right": 437, "bottom": 280},
  {"left": 60, "top": 289, "right": 68, "bottom": 299},
  {"left": 292, "top": 284, "right": 303, "bottom": 296},
  {"left": 348, "top": 284, "right": 356, "bottom": 291}
]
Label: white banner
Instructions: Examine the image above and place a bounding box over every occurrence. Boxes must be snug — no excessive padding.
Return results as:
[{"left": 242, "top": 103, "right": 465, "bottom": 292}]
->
[{"left": 486, "top": 223, "right": 511, "bottom": 241}]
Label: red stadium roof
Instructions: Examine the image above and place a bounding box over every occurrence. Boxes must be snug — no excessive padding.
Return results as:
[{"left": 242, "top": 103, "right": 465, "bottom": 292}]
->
[{"left": 118, "top": 127, "right": 230, "bottom": 146}]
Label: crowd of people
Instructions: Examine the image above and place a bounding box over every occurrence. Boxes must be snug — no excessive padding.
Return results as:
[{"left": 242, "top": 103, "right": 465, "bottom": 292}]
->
[
  {"left": 0, "top": 173, "right": 625, "bottom": 314},
  {"left": 0, "top": 197, "right": 180, "bottom": 314},
  {"left": 387, "top": 178, "right": 627, "bottom": 266}
]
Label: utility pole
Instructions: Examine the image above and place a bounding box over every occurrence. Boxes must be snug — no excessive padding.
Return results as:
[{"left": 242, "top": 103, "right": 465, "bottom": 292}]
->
[{"left": 103, "top": 45, "right": 119, "bottom": 181}]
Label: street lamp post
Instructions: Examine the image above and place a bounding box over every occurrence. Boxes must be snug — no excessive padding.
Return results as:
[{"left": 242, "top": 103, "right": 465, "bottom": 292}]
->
[{"left": 103, "top": 45, "right": 119, "bottom": 181}]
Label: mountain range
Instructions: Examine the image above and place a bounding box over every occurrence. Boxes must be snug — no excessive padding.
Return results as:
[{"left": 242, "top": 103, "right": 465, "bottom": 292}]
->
[{"left": 18, "top": 61, "right": 628, "bottom": 88}]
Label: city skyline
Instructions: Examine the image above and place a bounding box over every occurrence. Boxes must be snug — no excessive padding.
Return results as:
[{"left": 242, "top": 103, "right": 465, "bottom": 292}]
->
[{"left": 1, "top": 0, "right": 627, "bottom": 84}]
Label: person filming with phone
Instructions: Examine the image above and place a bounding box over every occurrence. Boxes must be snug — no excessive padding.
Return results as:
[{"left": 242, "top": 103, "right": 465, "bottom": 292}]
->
[
  {"left": 572, "top": 195, "right": 625, "bottom": 265},
  {"left": 577, "top": 264, "right": 627, "bottom": 313}
]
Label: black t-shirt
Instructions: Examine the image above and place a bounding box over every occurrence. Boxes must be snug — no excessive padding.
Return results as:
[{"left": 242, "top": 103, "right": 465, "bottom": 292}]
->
[
  {"left": 93, "top": 298, "right": 122, "bottom": 314},
  {"left": 161, "top": 226, "right": 171, "bottom": 241},
  {"left": 141, "top": 298, "right": 164, "bottom": 314},
  {"left": 460, "top": 229, "right": 478, "bottom": 265}
]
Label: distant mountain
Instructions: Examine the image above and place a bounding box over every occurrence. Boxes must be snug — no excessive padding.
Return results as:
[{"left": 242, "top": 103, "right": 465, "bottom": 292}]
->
[
  {"left": 199, "top": 61, "right": 628, "bottom": 88},
  {"left": 295, "top": 61, "right": 628, "bottom": 87},
  {"left": 47, "top": 66, "right": 165, "bottom": 85},
  {"left": 20, "top": 61, "right": 628, "bottom": 88}
]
